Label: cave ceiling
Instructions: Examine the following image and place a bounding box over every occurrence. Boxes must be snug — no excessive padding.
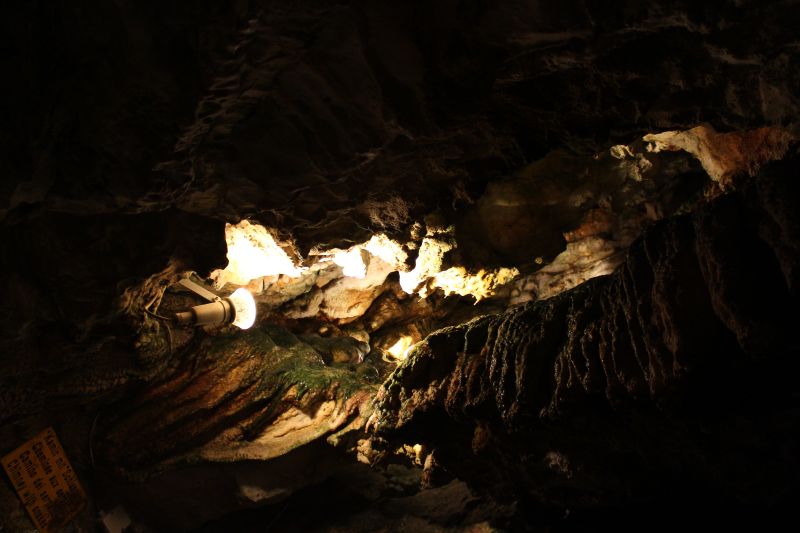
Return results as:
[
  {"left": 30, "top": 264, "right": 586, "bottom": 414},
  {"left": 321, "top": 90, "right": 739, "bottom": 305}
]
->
[{"left": 1, "top": 0, "right": 799, "bottom": 531}]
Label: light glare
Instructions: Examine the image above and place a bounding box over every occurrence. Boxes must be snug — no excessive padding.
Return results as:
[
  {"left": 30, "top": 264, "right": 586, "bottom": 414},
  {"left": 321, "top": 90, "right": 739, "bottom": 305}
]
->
[
  {"left": 386, "top": 336, "right": 414, "bottom": 360},
  {"left": 229, "top": 288, "right": 257, "bottom": 329},
  {"left": 332, "top": 248, "right": 367, "bottom": 278},
  {"left": 211, "top": 221, "right": 304, "bottom": 288}
]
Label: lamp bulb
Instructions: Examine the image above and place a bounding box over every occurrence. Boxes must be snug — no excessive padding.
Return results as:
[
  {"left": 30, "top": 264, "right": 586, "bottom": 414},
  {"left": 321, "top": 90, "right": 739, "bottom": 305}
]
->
[{"left": 229, "top": 288, "right": 257, "bottom": 329}]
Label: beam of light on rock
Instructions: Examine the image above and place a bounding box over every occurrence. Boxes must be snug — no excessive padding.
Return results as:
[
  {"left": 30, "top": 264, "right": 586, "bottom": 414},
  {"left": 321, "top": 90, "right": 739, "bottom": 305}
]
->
[
  {"left": 399, "top": 238, "right": 517, "bottom": 301},
  {"left": 329, "top": 234, "right": 407, "bottom": 279},
  {"left": 332, "top": 247, "right": 367, "bottom": 278},
  {"left": 364, "top": 234, "right": 407, "bottom": 266},
  {"left": 386, "top": 336, "right": 414, "bottom": 361},
  {"left": 211, "top": 220, "right": 305, "bottom": 288},
  {"left": 399, "top": 238, "right": 450, "bottom": 294},
  {"left": 213, "top": 221, "right": 518, "bottom": 303},
  {"left": 432, "top": 266, "right": 519, "bottom": 302}
]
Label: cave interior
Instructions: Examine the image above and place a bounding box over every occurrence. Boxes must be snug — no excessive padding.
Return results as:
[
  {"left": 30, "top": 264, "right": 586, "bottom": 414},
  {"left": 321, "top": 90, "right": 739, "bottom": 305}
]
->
[{"left": 1, "top": 1, "right": 799, "bottom": 531}]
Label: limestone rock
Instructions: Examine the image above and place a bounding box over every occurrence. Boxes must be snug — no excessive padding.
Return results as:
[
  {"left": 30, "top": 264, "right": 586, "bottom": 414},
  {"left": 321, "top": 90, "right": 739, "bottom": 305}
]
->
[{"left": 372, "top": 159, "right": 800, "bottom": 519}]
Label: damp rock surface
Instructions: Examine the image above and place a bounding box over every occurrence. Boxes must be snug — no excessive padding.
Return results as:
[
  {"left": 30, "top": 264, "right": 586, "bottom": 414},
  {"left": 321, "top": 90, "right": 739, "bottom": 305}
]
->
[{"left": 372, "top": 159, "right": 800, "bottom": 521}]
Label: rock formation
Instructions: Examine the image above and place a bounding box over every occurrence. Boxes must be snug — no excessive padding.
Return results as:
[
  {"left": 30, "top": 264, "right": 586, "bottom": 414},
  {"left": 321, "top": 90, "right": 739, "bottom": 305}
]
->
[
  {"left": 372, "top": 157, "right": 800, "bottom": 527},
  {"left": 1, "top": 0, "right": 798, "bottom": 531}
]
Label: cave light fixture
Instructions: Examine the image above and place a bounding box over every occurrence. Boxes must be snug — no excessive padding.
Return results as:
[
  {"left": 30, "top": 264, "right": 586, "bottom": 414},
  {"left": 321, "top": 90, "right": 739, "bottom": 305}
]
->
[{"left": 174, "top": 278, "right": 257, "bottom": 330}]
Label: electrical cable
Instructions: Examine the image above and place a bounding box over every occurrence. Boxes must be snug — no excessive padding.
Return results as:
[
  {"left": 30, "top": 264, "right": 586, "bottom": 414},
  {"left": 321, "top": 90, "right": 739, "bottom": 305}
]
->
[{"left": 144, "top": 309, "right": 174, "bottom": 360}]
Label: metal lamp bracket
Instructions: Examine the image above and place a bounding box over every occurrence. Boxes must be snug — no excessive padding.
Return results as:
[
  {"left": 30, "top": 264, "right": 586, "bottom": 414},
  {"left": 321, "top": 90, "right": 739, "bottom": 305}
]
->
[{"left": 177, "top": 278, "right": 222, "bottom": 302}]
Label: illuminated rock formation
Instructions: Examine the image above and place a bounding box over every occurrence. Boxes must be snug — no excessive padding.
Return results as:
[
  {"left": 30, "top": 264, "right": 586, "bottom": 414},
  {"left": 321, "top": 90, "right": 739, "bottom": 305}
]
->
[{"left": 1, "top": 0, "right": 799, "bottom": 530}]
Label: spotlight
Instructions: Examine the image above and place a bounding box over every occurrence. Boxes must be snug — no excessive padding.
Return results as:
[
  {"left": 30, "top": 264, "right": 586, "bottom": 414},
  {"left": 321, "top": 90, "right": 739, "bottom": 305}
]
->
[{"left": 173, "top": 279, "right": 257, "bottom": 330}]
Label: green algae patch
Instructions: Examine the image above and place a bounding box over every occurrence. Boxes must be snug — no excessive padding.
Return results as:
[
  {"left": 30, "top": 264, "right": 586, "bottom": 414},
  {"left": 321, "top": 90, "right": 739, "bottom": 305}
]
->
[{"left": 200, "top": 325, "right": 374, "bottom": 405}]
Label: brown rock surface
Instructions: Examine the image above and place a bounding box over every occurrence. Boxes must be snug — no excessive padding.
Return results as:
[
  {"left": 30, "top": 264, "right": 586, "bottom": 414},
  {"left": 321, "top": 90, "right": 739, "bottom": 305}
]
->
[{"left": 372, "top": 158, "right": 800, "bottom": 524}]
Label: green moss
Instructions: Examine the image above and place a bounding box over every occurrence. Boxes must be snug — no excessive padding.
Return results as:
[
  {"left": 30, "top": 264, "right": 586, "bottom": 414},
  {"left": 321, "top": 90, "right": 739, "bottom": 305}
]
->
[
  {"left": 198, "top": 325, "right": 373, "bottom": 404},
  {"left": 274, "top": 359, "right": 370, "bottom": 400}
]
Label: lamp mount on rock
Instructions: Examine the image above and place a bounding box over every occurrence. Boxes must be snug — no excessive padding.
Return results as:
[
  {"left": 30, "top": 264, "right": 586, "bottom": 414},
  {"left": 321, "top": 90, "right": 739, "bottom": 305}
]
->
[{"left": 173, "top": 278, "right": 257, "bottom": 330}]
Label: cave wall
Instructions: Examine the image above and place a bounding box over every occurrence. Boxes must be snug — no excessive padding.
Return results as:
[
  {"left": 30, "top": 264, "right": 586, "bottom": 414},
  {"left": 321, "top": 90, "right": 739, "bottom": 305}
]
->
[{"left": 372, "top": 156, "right": 800, "bottom": 525}]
